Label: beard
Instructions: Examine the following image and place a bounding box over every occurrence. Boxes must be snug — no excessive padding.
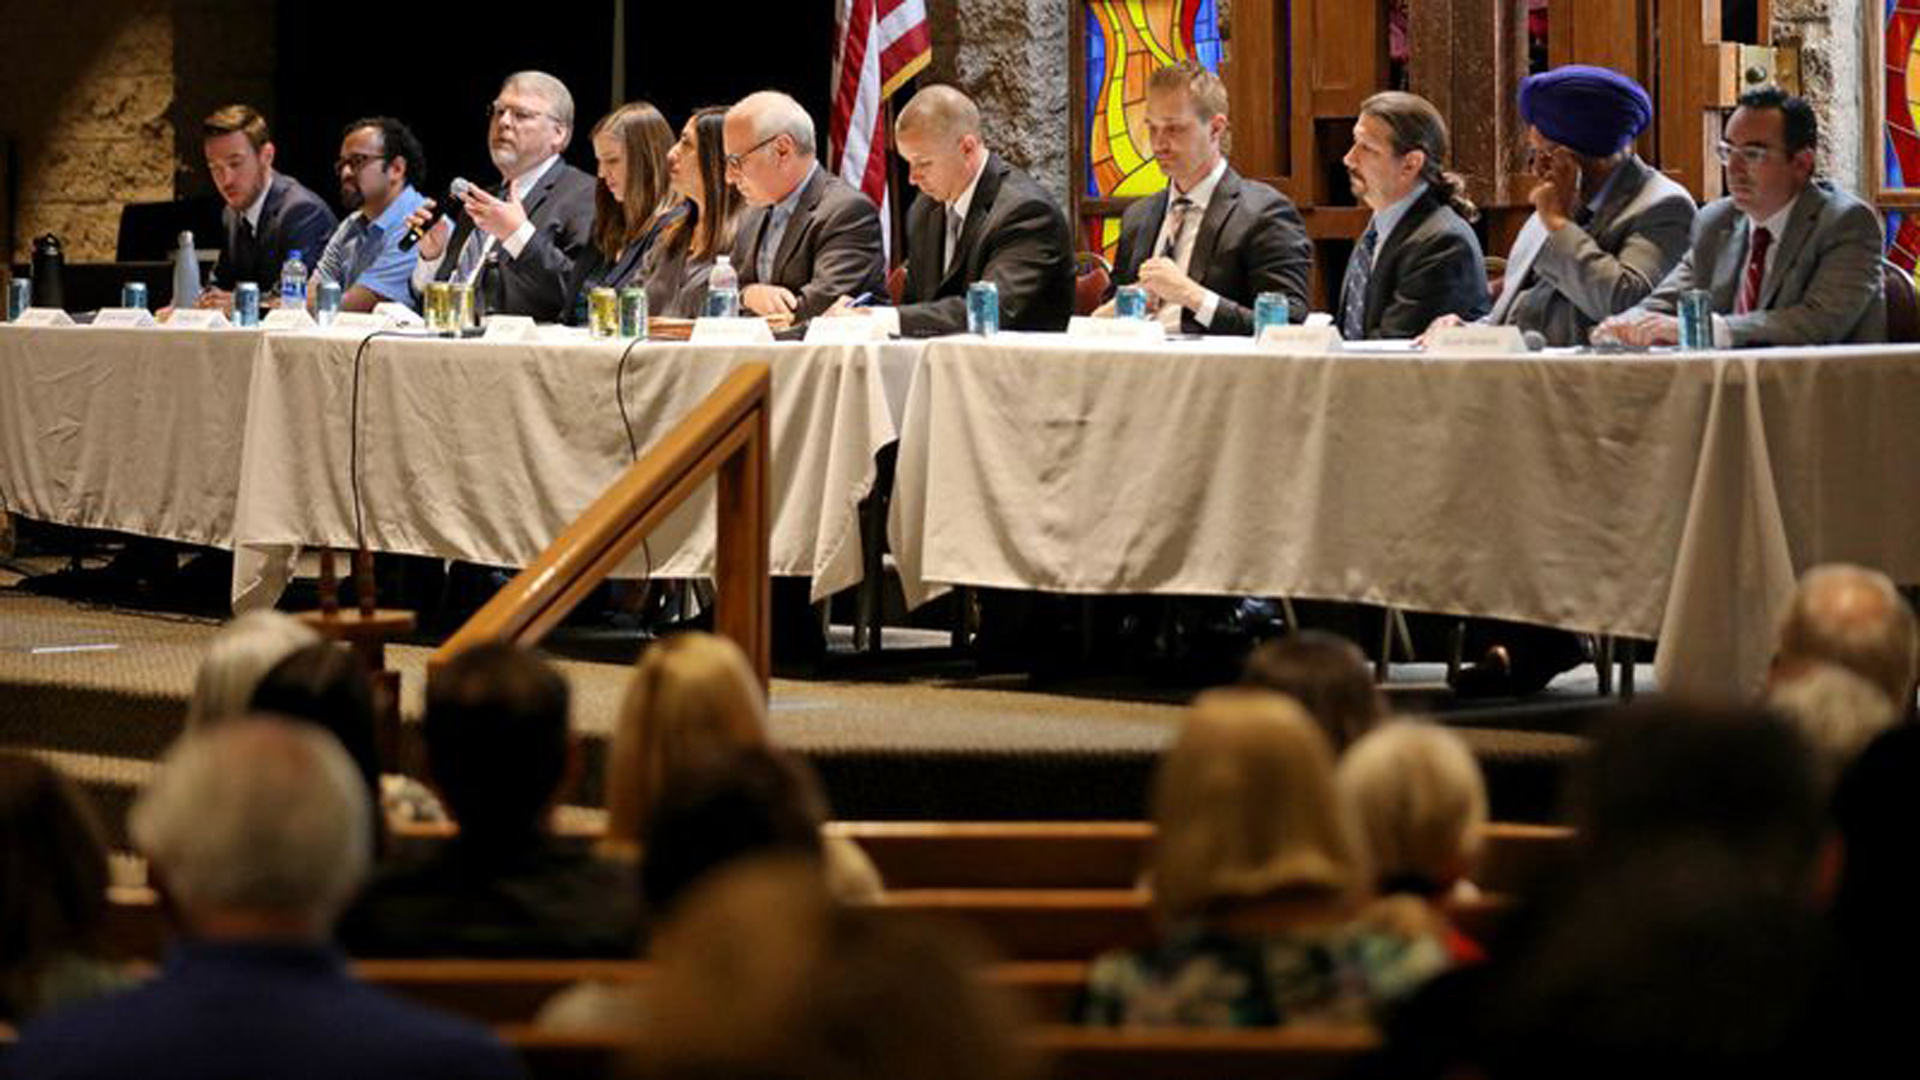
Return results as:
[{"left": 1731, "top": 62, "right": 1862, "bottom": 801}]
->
[
  {"left": 339, "top": 184, "right": 365, "bottom": 211},
  {"left": 489, "top": 141, "right": 524, "bottom": 175}
]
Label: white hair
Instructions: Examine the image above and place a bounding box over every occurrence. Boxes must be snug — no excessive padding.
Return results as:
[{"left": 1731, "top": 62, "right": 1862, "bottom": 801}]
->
[
  {"left": 502, "top": 69, "right": 576, "bottom": 129},
  {"left": 1336, "top": 718, "right": 1488, "bottom": 892},
  {"left": 186, "top": 611, "right": 321, "bottom": 730},
  {"left": 1767, "top": 661, "right": 1900, "bottom": 786},
  {"left": 1776, "top": 563, "right": 1920, "bottom": 711},
  {"left": 131, "top": 717, "right": 370, "bottom": 922},
  {"left": 733, "top": 90, "right": 816, "bottom": 156}
]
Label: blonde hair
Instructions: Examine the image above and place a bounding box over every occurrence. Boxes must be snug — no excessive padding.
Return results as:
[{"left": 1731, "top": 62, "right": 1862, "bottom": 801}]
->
[
  {"left": 1336, "top": 719, "right": 1487, "bottom": 894},
  {"left": 1150, "top": 688, "right": 1366, "bottom": 920},
  {"left": 602, "top": 632, "right": 768, "bottom": 856}
]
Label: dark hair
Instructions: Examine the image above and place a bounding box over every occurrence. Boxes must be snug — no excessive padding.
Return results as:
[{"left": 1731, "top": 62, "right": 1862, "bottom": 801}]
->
[
  {"left": 640, "top": 747, "right": 826, "bottom": 919},
  {"left": 590, "top": 101, "right": 677, "bottom": 261},
  {"left": 1737, "top": 86, "right": 1818, "bottom": 156},
  {"left": 0, "top": 754, "right": 112, "bottom": 1021},
  {"left": 1359, "top": 90, "right": 1478, "bottom": 220},
  {"left": 424, "top": 642, "right": 571, "bottom": 838},
  {"left": 341, "top": 116, "right": 429, "bottom": 189},
  {"left": 1241, "top": 631, "right": 1384, "bottom": 751},
  {"left": 203, "top": 103, "right": 270, "bottom": 151},
  {"left": 656, "top": 106, "right": 742, "bottom": 264},
  {"left": 250, "top": 642, "right": 382, "bottom": 795}
]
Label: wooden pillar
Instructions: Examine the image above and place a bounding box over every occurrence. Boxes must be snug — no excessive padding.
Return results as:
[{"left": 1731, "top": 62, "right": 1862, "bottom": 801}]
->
[{"left": 1408, "top": 0, "right": 1529, "bottom": 211}]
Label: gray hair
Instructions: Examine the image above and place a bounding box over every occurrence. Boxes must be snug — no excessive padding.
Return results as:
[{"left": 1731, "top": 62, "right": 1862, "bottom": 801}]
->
[
  {"left": 502, "top": 69, "right": 576, "bottom": 130},
  {"left": 131, "top": 717, "right": 371, "bottom": 922},
  {"left": 1767, "top": 662, "right": 1900, "bottom": 787},
  {"left": 1336, "top": 718, "right": 1488, "bottom": 892},
  {"left": 733, "top": 90, "right": 816, "bottom": 156},
  {"left": 186, "top": 611, "right": 321, "bottom": 730},
  {"left": 1776, "top": 563, "right": 1919, "bottom": 711}
]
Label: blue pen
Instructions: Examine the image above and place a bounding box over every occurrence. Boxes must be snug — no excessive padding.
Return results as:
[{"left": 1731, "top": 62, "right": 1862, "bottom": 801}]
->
[{"left": 847, "top": 292, "right": 874, "bottom": 308}]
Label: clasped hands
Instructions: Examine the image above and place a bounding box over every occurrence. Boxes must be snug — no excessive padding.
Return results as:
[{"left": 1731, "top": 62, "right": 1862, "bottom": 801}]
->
[{"left": 1091, "top": 257, "right": 1202, "bottom": 317}]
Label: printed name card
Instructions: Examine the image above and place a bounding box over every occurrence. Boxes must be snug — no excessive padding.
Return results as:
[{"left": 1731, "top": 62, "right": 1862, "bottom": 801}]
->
[
  {"left": 691, "top": 316, "right": 777, "bottom": 345},
  {"left": 1425, "top": 324, "right": 1528, "bottom": 354},
  {"left": 163, "top": 308, "right": 231, "bottom": 330},
  {"left": 373, "top": 302, "right": 425, "bottom": 328},
  {"left": 332, "top": 312, "right": 394, "bottom": 331},
  {"left": 260, "top": 307, "right": 316, "bottom": 331},
  {"left": 803, "top": 313, "right": 891, "bottom": 343},
  {"left": 1066, "top": 316, "right": 1168, "bottom": 342},
  {"left": 1257, "top": 325, "right": 1344, "bottom": 353},
  {"left": 11, "top": 308, "right": 75, "bottom": 326},
  {"left": 481, "top": 315, "right": 539, "bottom": 342},
  {"left": 90, "top": 308, "right": 157, "bottom": 329}
]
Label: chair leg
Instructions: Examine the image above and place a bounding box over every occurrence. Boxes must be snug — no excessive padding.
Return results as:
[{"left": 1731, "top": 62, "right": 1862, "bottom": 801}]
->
[
  {"left": 1620, "top": 639, "right": 1638, "bottom": 700},
  {"left": 1447, "top": 620, "right": 1467, "bottom": 684},
  {"left": 1596, "top": 634, "right": 1616, "bottom": 696},
  {"left": 1392, "top": 609, "right": 1416, "bottom": 661},
  {"left": 1278, "top": 596, "right": 1301, "bottom": 634},
  {"left": 1374, "top": 607, "right": 1394, "bottom": 684}
]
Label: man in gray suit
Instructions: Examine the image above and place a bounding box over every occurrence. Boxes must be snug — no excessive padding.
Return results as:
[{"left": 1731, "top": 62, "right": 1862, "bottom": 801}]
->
[
  {"left": 1598, "top": 86, "right": 1884, "bottom": 347},
  {"left": 1430, "top": 65, "right": 1695, "bottom": 347},
  {"left": 726, "top": 90, "right": 886, "bottom": 323}
]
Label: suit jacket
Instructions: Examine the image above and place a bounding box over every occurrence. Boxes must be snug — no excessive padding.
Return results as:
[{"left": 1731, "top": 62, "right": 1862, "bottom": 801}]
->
[
  {"left": 9, "top": 939, "right": 519, "bottom": 1080},
  {"left": 209, "top": 173, "right": 338, "bottom": 291},
  {"left": 730, "top": 167, "right": 886, "bottom": 322},
  {"left": 898, "top": 153, "right": 1075, "bottom": 335},
  {"left": 435, "top": 159, "right": 598, "bottom": 322},
  {"left": 1488, "top": 155, "right": 1696, "bottom": 346},
  {"left": 1344, "top": 188, "right": 1490, "bottom": 339},
  {"left": 558, "top": 203, "right": 687, "bottom": 325},
  {"left": 1112, "top": 165, "right": 1312, "bottom": 333},
  {"left": 1639, "top": 179, "right": 1886, "bottom": 346}
]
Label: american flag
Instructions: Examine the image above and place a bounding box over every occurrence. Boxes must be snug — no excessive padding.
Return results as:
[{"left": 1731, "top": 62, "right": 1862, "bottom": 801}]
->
[{"left": 830, "top": 0, "right": 932, "bottom": 258}]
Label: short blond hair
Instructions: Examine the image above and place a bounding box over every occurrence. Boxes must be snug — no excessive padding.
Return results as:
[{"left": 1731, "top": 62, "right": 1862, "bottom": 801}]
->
[
  {"left": 1336, "top": 719, "right": 1487, "bottom": 893},
  {"left": 1150, "top": 688, "right": 1365, "bottom": 920},
  {"left": 1147, "top": 59, "right": 1230, "bottom": 122},
  {"left": 602, "top": 632, "right": 768, "bottom": 856},
  {"left": 1775, "top": 563, "right": 1919, "bottom": 710},
  {"left": 896, "top": 84, "right": 981, "bottom": 142}
]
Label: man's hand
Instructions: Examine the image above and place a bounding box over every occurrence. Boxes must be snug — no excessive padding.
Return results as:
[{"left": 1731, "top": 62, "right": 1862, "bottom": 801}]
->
[
  {"left": 403, "top": 200, "right": 451, "bottom": 261},
  {"left": 1089, "top": 299, "right": 1116, "bottom": 318},
  {"left": 1417, "top": 313, "right": 1465, "bottom": 347},
  {"left": 1592, "top": 311, "right": 1679, "bottom": 348},
  {"left": 822, "top": 295, "right": 862, "bottom": 318},
  {"left": 741, "top": 283, "right": 798, "bottom": 317},
  {"left": 1135, "top": 256, "right": 1205, "bottom": 312},
  {"left": 1529, "top": 147, "right": 1582, "bottom": 232},
  {"left": 460, "top": 186, "right": 528, "bottom": 243},
  {"left": 194, "top": 287, "right": 234, "bottom": 313}
]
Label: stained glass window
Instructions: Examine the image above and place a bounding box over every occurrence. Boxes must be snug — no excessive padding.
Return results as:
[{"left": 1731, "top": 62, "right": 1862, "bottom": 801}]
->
[{"left": 1885, "top": 0, "right": 1920, "bottom": 268}]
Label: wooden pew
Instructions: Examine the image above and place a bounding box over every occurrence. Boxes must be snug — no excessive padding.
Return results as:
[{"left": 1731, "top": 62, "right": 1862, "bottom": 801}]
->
[{"left": 875, "top": 888, "right": 1157, "bottom": 960}]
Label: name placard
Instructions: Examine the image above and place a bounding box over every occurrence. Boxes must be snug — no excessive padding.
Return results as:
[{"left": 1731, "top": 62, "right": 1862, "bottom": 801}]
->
[
  {"left": 331, "top": 312, "right": 394, "bottom": 331},
  {"left": 1066, "top": 316, "right": 1167, "bottom": 342},
  {"left": 1426, "top": 324, "right": 1528, "bottom": 354},
  {"left": 804, "top": 313, "right": 891, "bottom": 343},
  {"left": 163, "top": 308, "right": 231, "bottom": 330},
  {"left": 1257, "top": 325, "right": 1344, "bottom": 353},
  {"left": 373, "top": 302, "right": 425, "bottom": 328},
  {"left": 260, "top": 307, "right": 316, "bottom": 331},
  {"left": 90, "top": 308, "right": 157, "bottom": 328},
  {"left": 691, "top": 316, "right": 777, "bottom": 345},
  {"left": 11, "top": 308, "right": 74, "bottom": 326},
  {"left": 482, "top": 315, "right": 539, "bottom": 342}
]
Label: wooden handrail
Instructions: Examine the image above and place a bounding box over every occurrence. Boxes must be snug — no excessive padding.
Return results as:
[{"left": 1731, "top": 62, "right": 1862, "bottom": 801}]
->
[{"left": 431, "top": 363, "right": 772, "bottom": 685}]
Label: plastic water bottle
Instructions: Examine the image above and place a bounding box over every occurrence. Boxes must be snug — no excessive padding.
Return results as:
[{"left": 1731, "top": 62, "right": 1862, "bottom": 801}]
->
[
  {"left": 705, "top": 254, "right": 739, "bottom": 318},
  {"left": 279, "top": 249, "right": 307, "bottom": 308},
  {"left": 171, "top": 230, "right": 201, "bottom": 308}
]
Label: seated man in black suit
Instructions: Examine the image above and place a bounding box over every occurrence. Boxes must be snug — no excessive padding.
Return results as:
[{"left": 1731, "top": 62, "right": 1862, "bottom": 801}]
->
[
  {"left": 725, "top": 90, "right": 886, "bottom": 323},
  {"left": 1103, "top": 60, "right": 1311, "bottom": 331},
  {"left": 197, "top": 104, "right": 337, "bottom": 310},
  {"left": 404, "top": 70, "right": 598, "bottom": 322},
  {"left": 830, "top": 84, "right": 1073, "bottom": 335},
  {"left": 1338, "top": 91, "right": 1491, "bottom": 339}
]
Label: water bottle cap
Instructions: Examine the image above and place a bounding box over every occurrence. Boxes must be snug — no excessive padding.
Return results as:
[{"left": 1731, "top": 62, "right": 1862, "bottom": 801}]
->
[
  {"left": 715, "top": 254, "right": 730, "bottom": 265},
  {"left": 289, "top": 249, "right": 302, "bottom": 261}
]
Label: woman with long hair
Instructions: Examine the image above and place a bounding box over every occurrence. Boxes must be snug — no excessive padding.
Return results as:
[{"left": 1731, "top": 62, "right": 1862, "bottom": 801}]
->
[
  {"left": 561, "top": 100, "right": 681, "bottom": 323},
  {"left": 642, "top": 107, "right": 744, "bottom": 318}
]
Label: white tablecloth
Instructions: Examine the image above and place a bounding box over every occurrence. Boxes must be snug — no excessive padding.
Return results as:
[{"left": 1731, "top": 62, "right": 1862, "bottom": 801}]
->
[{"left": 887, "top": 334, "right": 1920, "bottom": 698}]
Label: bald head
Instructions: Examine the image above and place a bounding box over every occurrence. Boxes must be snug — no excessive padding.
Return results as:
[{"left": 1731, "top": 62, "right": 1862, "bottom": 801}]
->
[
  {"left": 894, "top": 85, "right": 988, "bottom": 204},
  {"left": 729, "top": 91, "right": 815, "bottom": 156},
  {"left": 896, "top": 84, "right": 981, "bottom": 143},
  {"left": 1773, "top": 564, "right": 1919, "bottom": 710}
]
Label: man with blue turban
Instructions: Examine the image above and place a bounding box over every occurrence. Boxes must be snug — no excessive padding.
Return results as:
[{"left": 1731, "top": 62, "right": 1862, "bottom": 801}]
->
[{"left": 1428, "top": 64, "right": 1695, "bottom": 349}]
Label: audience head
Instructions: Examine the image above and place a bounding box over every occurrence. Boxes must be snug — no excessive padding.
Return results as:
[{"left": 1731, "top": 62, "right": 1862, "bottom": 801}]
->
[
  {"left": 424, "top": 641, "right": 573, "bottom": 840},
  {"left": 1144, "top": 60, "right": 1230, "bottom": 190},
  {"left": 642, "top": 856, "right": 1034, "bottom": 1080},
  {"left": 202, "top": 103, "right": 275, "bottom": 212},
  {"left": 1772, "top": 563, "right": 1918, "bottom": 712},
  {"left": 665, "top": 106, "right": 741, "bottom": 258},
  {"left": 1571, "top": 701, "right": 1825, "bottom": 899},
  {"left": 895, "top": 85, "right": 987, "bottom": 204},
  {"left": 489, "top": 70, "right": 574, "bottom": 178},
  {"left": 1766, "top": 661, "right": 1899, "bottom": 789},
  {"left": 1831, "top": 723, "right": 1920, "bottom": 957},
  {"left": 187, "top": 610, "right": 321, "bottom": 730},
  {"left": 335, "top": 116, "right": 425, "bottom": 219},
  {"left": 1241, "top": 630, "right": 1385, "bottom": 751},
  {"left": 590, "top": 101, "right": 676, "bottom": 259},
  {"left": 1724, "top": 85, "right": 1818, "bottom": 219},
  {"left": 639, "top": 747, "right": 828, "bottom": 921},
  {"left": 0, "top": 754, "right": 112, "bottom": 1019},
  {"left": 1518, "top": 64, "right": 1652, "bottom": 161},
  {"left": 724, "top": 90, "right": 818, "bottom": 207},
  {"left": 1349, "top": 90, "right": 1477, "bottom": 219},
  {"left": 604, "top": 631, "right": 767, "bottom": 855},
  {"left": 131, "top": 718, "right": 371, "bottom": 938},
  {"left": 1337, "top": 719, "right": 1488, "bottom": 898},
  {"left": 1150, "top": 688, "right": 1365, "bottom": 921},
  {"left": 249, "top": 642, "right": 385, "bottom": 844}
]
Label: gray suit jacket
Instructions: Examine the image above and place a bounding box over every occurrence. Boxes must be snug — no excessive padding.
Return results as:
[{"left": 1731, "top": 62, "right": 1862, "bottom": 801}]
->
[
  {"left": 731, "top": 167, "right": 886, "bottom": 322},
  {"left": 1345, "top": 188, "right": 1490, "bottom": 339},
  {"left": 1489, "top": 155, "right": 1696, "bottom": 346},
  {"left": 1113, "top": 165, "right": 1312, "bottom": 332},
  {"left": 1639, "top": 179, "right": 1885, "bottom": 346},
  {"left": 435, "top": 160, "right": 598, "bottom": 322},
  {"left": 898, "top": 153, "right": 1075, "bottom": 335}
]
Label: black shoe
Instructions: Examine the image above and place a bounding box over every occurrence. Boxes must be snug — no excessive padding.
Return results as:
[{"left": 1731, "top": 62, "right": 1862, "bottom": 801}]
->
[{"left": 1450, "top": 646, "right": 1519, "bottom": 699}]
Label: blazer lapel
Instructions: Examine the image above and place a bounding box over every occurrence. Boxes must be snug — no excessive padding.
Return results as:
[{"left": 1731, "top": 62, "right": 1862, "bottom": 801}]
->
[
  {"left": 1366, "top": 192, "right": 1433, "bottom": 328},
  {"left": 1184, "top": 168, "right": 1239, "bottom": 293},
  {"left": 1128, "top": 190, "right": 1171, "bottom": 279},
  {"left": 1758, "top": 185, "right": 1823, "bottom": 310},
  {"left": 1711, "top": 213, "right": 1749, "bottom": 313},
  {"left": 770, "top": 171, "right": 825, "bottom": 282},
  {"left": 943, "top": 156, "right": 1006, "bottom": 288},
  {"left": 1489, "top": 214, "right": 1549, "bottom": 324}
]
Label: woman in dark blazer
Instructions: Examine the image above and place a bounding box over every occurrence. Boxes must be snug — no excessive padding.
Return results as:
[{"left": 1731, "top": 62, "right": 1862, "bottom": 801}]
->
[
  {"left": 642, "top": 107, "right": 744, "bottom": 318},
  {"left": 560, "top": 101, "right": 682, "bottom": 324}
]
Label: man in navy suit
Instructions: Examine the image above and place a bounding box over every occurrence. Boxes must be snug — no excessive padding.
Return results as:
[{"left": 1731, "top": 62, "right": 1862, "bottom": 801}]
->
[
  {"left": 11, "top": 719, "right": 520, "bottom": 1080},
  {"left": 198, "top": 104, "right": 338, "bottom": 310}
]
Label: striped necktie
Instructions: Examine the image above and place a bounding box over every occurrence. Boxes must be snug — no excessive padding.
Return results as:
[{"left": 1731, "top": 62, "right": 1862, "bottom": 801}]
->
[{"left": 1339, "top": 223, "right": 1379, "bottom": 339}]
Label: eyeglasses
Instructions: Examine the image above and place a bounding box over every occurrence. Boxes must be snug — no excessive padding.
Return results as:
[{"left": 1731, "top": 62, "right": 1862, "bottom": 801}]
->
[
  {"left": 1714, "top": 141, "right": 1780, "bottom": 166},
  {"left": 488, "top": 103, "right": 556, "bottom": 126},
  {"left": 724, "top": 134, "right": 780, "bottom": 170},
  {"left": 334, "top": 152, "right": 390, "bottom": 174}
]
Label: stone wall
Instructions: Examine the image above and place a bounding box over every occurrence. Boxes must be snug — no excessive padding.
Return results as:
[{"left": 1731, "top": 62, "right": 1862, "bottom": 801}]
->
[
  {"left": 1773, "top": 0, "right": 1868, "bottom": 195},
  {"left": 926, "top": 0, "right": 1072, "bottom": 206}
]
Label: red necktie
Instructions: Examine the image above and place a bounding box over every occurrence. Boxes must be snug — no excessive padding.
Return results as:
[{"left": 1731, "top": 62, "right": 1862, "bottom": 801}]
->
[{"left": 1739, "top": 227, "right": 1772, "bottom": 314}]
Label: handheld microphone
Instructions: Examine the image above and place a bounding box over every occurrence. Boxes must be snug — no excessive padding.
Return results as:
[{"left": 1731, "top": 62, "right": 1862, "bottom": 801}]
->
[
  {"left": 398, "top": 177, "right": 473, "bottom": 252},
  {"left": 1522, "top": 329, "right": 1547, "bottom": 352}
]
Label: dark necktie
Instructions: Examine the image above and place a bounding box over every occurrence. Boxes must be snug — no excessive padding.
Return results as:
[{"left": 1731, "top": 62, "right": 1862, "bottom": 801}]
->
[
  {"left": 1739, "top": 227, "right": 1773, "bottom": 314},
  {"left": 1340, "top": 223, "right": 1379, "bottom": 339},
  {"left": 1159, "top": 196, "right": 1194, "bottom": 261}
]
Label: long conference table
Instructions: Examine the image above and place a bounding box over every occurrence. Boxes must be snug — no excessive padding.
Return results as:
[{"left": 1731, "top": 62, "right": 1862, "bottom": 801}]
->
[{"left": 5, "top": 322, "right": 1919, "bottom": 699}]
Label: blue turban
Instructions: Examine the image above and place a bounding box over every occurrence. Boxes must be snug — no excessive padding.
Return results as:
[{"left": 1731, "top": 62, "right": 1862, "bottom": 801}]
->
[{"left": 1518, "top": 65, "right": 1652, "bottom": 158}]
